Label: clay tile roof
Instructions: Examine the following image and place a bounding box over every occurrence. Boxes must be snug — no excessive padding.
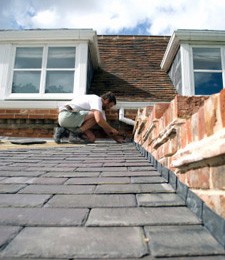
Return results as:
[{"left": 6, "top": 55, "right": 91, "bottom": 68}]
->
[{"left": 89, "top": 35, "right": 177, "bottom": 102}]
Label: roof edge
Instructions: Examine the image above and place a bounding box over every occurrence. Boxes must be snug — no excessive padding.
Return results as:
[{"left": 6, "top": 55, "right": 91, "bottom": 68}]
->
[{"left": 0, "top": 28, "right": 100, "bottom": 69}]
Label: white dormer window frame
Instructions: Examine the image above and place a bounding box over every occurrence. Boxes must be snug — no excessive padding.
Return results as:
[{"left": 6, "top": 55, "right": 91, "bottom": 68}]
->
[
  {"left": 4, "top": 42, "right": 89, "bottom": 100},
  {"left": 161, "top": 30, "right": 225, "bottom": 96},
  {"left": 0, "top": 29, "right": 100, "bottom": 103},
  {"left": 7, "top": 44, "right": 78, "bottom": 100},
  {"left": 181, "top": 44, "right": 225, "bottom": 96}
]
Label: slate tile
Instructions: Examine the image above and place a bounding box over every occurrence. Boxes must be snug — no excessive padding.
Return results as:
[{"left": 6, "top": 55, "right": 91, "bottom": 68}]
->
[
  {"left": 47, "top": 194, "right": 136, "bottom": 208},
  {"left": 0, "top": 226, "right": 22, "bottom": 248},
  {"left": 0, "top": 194, "right": 51, "bottom": 207},
  {"left": 161, "top": 166, "right": 169, "bottom": 181},
  {"left": 0, "top": 208, "right": 89, "bottom": 226},
  {"left": 186, "top": 189, "right": 203, "bottom": 219},
  {"left": 137, "top": 193, "right": 186, "bottom": 207},
  {"left": 27, "top": 177, "right": 68, "bottom": 185},
  {"left": 0, "top": 227, "right": 148, "bottom": 259},
  {"left": 103, "top": 162, "right": 127, "bottom": 167},
  {"left": 95, "top": 183, "right": 174, "bottom": 194},
  {"left": 128, "top": 166, "right": 156, "bottom": 171},
  {"left": 0, "top": 166, "right": 27, "bottom": 171},
  {"left": 59, "top": 163, "right": 104, "bottom": 168},
  {"left": 19, "top": 184, "right": 95, "bottom": 194},
  {"left": 44, "top": 171, "right": 100, "bottom": 177},
  {"left": 158, "top": 257, "right": 225, "bottom": 260},
  {"left": 86, "top": 207, "right": 201, "bottom": 226},
  {"left": 0, "top": 184, "right": 26, "bottom": 193},
  {"left": 125, "top": 162, "right": 153, "bottom": 167},
  {"left": 169, "top": 170, "right": 177, "bottom": 189},
  {"left": 177, "top": 179, "right": 189, "bottom": 201},
  {"left": 131, "top": 176, "right": 167, "bottom": 184},
  {"left": 0, "top": 171, "right": 45, "bottom": 177},
  {"left": 101, "top": 170, "right": 160, "bottom": 177},
  {"left": 76, "top": 167, "right": 128, "bottom": 172},
  {"left": 0, "top": 177, "right": 32, "bottom": 184},
  {"left": 26, "top": 167, "right": 76, "bottom": 172},
  {"left": 203, "top": 204, "right": 225, "bottom": 248},
  {"left": 144, "top": 225, "right": 225, "bottom": 257},
  {"left": 126, "top": 159, "right": 150, "bottom": 163},
  {"left": 65, "top": 177, "right": 130, "bottom": 185}
]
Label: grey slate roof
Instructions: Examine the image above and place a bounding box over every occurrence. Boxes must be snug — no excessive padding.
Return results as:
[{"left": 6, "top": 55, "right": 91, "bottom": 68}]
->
[{"left": 0, "top": 142, "right": 224, "bottom": 259}]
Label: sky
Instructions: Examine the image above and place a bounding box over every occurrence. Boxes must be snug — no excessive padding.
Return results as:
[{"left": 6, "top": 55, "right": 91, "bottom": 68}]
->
[{"left": 1, "top": 0, "right": 225, "bottom": 36}]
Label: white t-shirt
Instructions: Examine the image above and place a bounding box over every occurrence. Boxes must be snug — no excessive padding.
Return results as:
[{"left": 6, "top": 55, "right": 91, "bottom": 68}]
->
[{"left": 60, "top": 94, "right": 106, "bottom": 119}]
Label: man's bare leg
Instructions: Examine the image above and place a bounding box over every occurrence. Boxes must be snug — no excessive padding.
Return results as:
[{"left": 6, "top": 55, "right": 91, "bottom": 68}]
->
[{"left": 78, "top": 112, "right": 97, "bottom": 142}]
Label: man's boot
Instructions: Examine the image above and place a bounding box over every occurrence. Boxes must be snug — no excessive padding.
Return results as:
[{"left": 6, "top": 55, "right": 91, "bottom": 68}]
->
[
  {"left": 53, "top": 127, "right": 69, "bottom": 144},
  {"left": 68, "top": 131, "right": 84, "bottom": 144}
]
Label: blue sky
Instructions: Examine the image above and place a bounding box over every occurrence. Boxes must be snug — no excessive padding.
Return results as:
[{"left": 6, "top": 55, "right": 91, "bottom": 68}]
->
[{"left": 1, "top": 0, "right": 225, "bottom": 35}]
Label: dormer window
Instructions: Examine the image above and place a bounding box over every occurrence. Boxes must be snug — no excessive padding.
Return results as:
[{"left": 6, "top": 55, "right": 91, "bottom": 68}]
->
[
  {"left": 12, "top": 46, "right": 76, "bottom": 94},
  {"left": 161, "top": 30, "right": 225, "bottom": 96},
  {"left": 0, "top": 29, "right": 99, "bottom": 101},
  {"left": 192, "top": 47, "right": 223, "bottom": 95}
]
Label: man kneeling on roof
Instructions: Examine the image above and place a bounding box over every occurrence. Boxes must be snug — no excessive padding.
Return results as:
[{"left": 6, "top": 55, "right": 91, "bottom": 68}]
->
[{"left": 54, "top": 92, "right": 125, "bottom": 144}]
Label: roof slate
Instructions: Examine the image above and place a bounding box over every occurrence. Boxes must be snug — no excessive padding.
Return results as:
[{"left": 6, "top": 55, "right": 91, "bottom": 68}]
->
[
  {"left": 0, "top": 142, "right": 224, "bottom": 259},
  {"left": 89, "top": 35, "right": 177, "bottom": 102}
]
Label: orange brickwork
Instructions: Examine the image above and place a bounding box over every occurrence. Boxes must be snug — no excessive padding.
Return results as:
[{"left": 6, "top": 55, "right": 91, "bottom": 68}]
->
[
  {"left": 0, "top": 108, "right": 135, "bottom": 138},
  {"left": 134, "top": 89, "right": 225, "bottom": 218}
]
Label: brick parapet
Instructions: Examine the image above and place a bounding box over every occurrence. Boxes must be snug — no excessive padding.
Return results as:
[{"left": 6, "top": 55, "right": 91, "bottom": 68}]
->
[{"left": 134, "top": 89, "right": 225, "bottom": 218}]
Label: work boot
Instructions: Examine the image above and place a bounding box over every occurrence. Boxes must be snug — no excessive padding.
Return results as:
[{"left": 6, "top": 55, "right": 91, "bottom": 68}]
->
[
  {"left": 68, "top": 131, "right": 93, "bottom": 144},
  {"left": 68, "top": 131, "right": 84, "bottom": 144},
  {"left": 53, "top": 127, "right": 69, "bottom": 144}
]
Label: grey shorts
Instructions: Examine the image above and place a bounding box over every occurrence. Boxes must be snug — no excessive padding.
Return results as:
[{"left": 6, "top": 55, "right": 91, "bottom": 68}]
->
[{"left": 58, "top": 110, "right": 89, "bottom": 131}]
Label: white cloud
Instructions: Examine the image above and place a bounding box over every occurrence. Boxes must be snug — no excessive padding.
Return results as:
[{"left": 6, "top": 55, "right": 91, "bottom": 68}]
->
[
  {"left": 1, "top": 0, "right": 225, "bottom": 35},
  {"left": 31, "top": 9, "right": 59, "bottom": 27}
]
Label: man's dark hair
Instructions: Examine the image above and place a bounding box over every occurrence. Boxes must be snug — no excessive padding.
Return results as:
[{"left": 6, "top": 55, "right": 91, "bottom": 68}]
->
[{"left": 101, "top": 92, "right": 117, "bottom": 105}]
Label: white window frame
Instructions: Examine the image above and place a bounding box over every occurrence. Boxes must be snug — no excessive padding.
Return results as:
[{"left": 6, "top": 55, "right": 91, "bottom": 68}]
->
[
  {"left": 181, "top": 44, "right": 225, "bottom": 96},
  {"left": 5, "top": 42, "right": 88, "bottom": 100}
]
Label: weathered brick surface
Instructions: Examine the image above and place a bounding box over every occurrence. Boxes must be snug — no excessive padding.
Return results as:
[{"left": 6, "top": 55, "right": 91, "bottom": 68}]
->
[
  {"left": 210, "top": 165, "right": 225, "bottom": 190},
  {"left": 134, "top": 90, "right": 225, "bottom": 218},
  {"left": 220, "top": 88, "right": 225, "bottom": 127}
]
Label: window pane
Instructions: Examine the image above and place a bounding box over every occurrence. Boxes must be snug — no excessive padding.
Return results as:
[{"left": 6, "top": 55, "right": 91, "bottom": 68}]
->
[
  {"left": 14, "top": 47, "right": 43, "bottom": 68},
  {"left": 47, "top": 47, "right": 76, "bottom": 68},
  {"left": 45, "top": 71, "right": 74, "bottom": 93},
  {"left": 193, "top": 48, "right": 221, "bottom": 70},
  {"left": 12, "top": 71, "right": 40, "bottom": 93},
  {"left": 194, "top": 72, "right": 223, "bottom": 95}
]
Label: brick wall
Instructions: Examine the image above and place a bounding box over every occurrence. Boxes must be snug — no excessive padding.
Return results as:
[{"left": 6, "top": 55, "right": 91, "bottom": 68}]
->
[
  {"left": 0, "top": 108, "right": 135, "bottom": 138},
  {"left": 0, "top": 109, "right": 58, "bottom": 138},
  {"left": 134, "top": 90, "right": 225, "bottom": 218}
]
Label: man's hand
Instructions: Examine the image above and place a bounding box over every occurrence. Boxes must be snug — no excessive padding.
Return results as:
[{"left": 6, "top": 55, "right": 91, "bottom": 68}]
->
[
  {"left": 110, "top": 133, "right": 127, "bottom": 143},
  {"left": 109, "top": 128, "right": 119, "bottom": 136}
]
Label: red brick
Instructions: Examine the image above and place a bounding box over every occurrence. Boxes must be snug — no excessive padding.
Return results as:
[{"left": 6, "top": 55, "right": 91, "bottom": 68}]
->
[
  {"left": 204, "top": 95, "right": 218, "bottom": 136},
  {"left": 219, "top": 88, "right": 225, "bottom": 127},
  {"left": 196, "top": 192, "right": 225, "bottom": 218},
  {"left": 191, "top": 113, "right": 199, "bottom": 142},
  {"left": 185, "top": 118, "right": 192, "bottom": 144},
  {"left": 198, "top": 106, "right": 206, "bottom": 140},
  {"left": 185, "top": 167, "right": 210, "bottom": 189},
  {"left": 210, "top": 165, "right": 225, "bottom": 190}
]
